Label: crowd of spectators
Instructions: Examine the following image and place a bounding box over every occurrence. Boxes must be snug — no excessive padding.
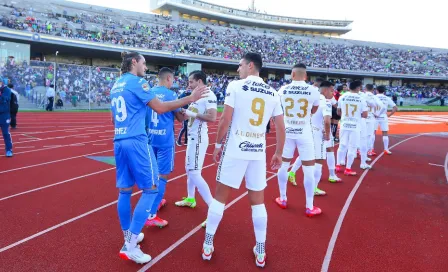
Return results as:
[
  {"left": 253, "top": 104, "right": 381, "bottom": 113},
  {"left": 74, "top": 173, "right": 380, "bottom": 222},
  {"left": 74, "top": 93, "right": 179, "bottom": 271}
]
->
[{"left": 1, "top": 3, "right": 447, "bottom": 76}]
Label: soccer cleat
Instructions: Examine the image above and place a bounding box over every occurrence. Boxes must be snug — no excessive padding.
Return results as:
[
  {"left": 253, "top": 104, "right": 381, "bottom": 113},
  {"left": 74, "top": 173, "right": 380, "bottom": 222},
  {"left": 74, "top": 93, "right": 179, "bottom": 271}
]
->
[
  {"left": 366, "top": 157, "right": 372, "bottom": 162},
  {"left": 201, "top": 220, "right": 207, "bottom": 228},
  {"left": 288, "top": 171, "right": 297, "bottom": 186},
  {"left": 344, "top": 169, "right": 357, "bottom": 176},
  {"left": 306, "top": 206, "right": 322, "bottom": 217},
  {"left": 157, "top": 199, "right": 167, "bottom": 211},
  {"left": 329, "top": 176, "right": 343, "bottom": 183},
  {"left": 335, "top": 165, "right": 344, "bottom": 173},
  {"left": 119, "top": 244, "right": 152, "bottom": 264},
  {"left": 137, "top": 233, "right": 144, "bottom": 244},
  {"left": 253, "top": 246, "right": 267, "bottom": 268},
  {"left": 370, "top": 149, "right": 377, "bottom": 156},
  {"left": 275, "top": 197, "right": 287, "bottom": 209},
  {"left": 314, "top": 188, "right": 327, "bottom": 196},
  {"left": 175, "top": 197, "right": 197, "bottom": 208},
  {"left": 360, "top": 164, "right": 372, "bottom": 170},
  {"left": 384, "top": 150, "right": 392, "bottom": 155},
  {"left": 202, "top": 244, "right": 214, "bottom": 261},
  {"left": 144, "top": 216, "right": 168, "bottom": 228},
  {"left": 6, "top": 150, "right": 13, "bottom": 157}
]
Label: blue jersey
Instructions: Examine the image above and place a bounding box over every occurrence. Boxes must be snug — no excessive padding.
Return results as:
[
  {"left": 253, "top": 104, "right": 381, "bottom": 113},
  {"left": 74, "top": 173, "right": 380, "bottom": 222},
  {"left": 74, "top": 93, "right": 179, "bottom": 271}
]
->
[
  {"left": 145, "top": 86, "right": 180, "bottom": 148},
  {"left": 110, "top": 73, "right": 155, "bottom": 141}
]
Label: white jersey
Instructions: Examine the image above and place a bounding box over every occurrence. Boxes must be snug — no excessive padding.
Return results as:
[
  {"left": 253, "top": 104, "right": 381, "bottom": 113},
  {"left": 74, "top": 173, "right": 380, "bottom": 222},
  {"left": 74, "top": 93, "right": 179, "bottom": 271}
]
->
[
  {"left": 376, "top": 94, "right": 396, "bottom": 120},
  {"left": 365, "top": 92, "right": 385, "bottom": 122},
  {"left": 337, "top": 92, "right": 368, "bottom": 131},
  {"left": 278, "top": 81, "right": 320, "bottom": 139},
  {"left": 187, "top": 89, "right": 217, "bottom": 137},
  {"left": 223, "top": 75, "right": 283, "bottom": 160},
  {"left": 311, "top": 94, "right": 332, "bottom": 132}
]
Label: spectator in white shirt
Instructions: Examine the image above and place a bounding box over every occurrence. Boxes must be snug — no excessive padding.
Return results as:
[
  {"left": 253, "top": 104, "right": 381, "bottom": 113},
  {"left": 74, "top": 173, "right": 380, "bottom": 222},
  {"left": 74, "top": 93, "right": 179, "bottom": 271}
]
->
[{"left": 46, "top": 84, "right": 55, "bottom": 111}]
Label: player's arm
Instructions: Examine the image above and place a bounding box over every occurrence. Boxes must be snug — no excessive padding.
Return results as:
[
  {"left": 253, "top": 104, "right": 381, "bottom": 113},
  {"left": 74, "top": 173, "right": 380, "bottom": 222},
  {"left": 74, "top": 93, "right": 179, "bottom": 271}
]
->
[
  {"left": 337, "top": 101, "right": 342, "bottom": 116},
  {"left": 387, "top": 98, "right": 398, "bottom": 117},
  {"left": 273, "top": 113, "right": 285, "bottom": 156},
  {"left": 311, "top": 92, "right": 320, "bottom": 114},
  {"left": 374, "top": 97, "right": 386, "bottom": 117},
  {"left": 186, "top": 96, "right": 217, "bottom": 123},
  {"left": 323, "top": 102, "right": 332, "bottom": 141},
  {"left": 361, "top": 99, "right": 368, "bottom": 118},
  {"left": 148, "top": 85, "right": 208, "bottom": 114},
  {"left": 215, "top": 105, "right": 233, "bottom": 145},
  {"left": 174, "top": 111, "right": 185, "bottom": 122}
]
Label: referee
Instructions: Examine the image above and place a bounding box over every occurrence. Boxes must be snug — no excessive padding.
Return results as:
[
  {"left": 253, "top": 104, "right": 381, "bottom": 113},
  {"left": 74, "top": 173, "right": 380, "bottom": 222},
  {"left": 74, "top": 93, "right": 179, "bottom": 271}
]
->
[{"left": 176, "top": 89, "right": 191, "bottom": 146}]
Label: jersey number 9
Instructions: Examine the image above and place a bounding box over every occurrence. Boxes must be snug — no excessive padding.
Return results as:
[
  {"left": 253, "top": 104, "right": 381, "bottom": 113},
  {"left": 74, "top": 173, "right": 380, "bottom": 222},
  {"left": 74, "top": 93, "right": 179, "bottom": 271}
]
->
[
  {"left": 250, "top": 98, "right": 265, "bottom": 126},
  {"left": 111, "top": 96, "right": 127, "bottom": 122}
]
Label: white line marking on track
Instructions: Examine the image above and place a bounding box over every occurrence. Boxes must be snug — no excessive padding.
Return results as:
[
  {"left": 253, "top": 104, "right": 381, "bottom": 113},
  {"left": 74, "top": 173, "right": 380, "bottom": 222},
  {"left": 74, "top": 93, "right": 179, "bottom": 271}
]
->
[
  {"left": 138, "top": 173, "right": 279, "bottom": 271},
  {"left": 0, "top": 168, "right": 116, "bottom": 202},
  {"left": 14, "top": 146, "right": 35, "bottom": 149},
  {"left": 21, "top": 134, "right": 42, "bottom": 140},
  {"left": 320, "top": 134, "right": 423, "bottom": 272},
  {"left": 0, "top": 149, "right": 113, "bottom": 174},
  {"left": 93, "top": 143, "right": 107, "bottom": 146},
  {"left": 1, "top": 131, "right": 110, "bottom": 146},
  {"left": 43, "top": 145, "right": 61, "bottom": 148},
  {"left": 428, "top": 163, "right": 443, "bottom": 167}
]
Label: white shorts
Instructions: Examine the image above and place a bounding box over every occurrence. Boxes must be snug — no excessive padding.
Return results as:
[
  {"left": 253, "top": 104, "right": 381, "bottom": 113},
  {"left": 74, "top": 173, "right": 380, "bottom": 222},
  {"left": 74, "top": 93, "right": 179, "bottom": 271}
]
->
[
  {"left": 340, "top": 129, "right": 360, "bottom": 148},
  {"left": 366, "top": 121, "right": 376, "bottom": 136},
  {"left": 282, "top": 136, "right": 315, "bottom": 161},
  {"left": 326, "top": 134, "right": 335, "bottom": 149},
  {"left": 360, "top": 120, "right": 367, "bottom": 138},
  {"left": 216, "top": 155, "right": 266, "bottom": 191},
  {"left": 313, "top": 132, "right": 326, "bottom": 160},
  {"left": 185, "top": 134, "right": 208, "bottom": 171},
  {"left": 376, "top": 118, "right": 389, "bottom": 132}
]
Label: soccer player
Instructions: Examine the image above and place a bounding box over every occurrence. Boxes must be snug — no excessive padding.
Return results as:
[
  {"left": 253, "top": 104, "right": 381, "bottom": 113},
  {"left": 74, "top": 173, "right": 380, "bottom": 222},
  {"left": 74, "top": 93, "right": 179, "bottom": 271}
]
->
[
  {"left": 364, "top": 84, "right": 386, "bottom": 156},
  {"left": 144, "top": 68, "right": 184, "bottom": 228},
  {"left": 112, "top": 51, "right": 208, "bottom": 264},
  {"left": 331, "top": 85, "right": 343, "bottom": 142},
  {"left": 0, "top": 77, "right": 13, "bottom": 157},
  {"left": 176, "top": 89, "right": 191, "bottom": 146},
  {"left": 287, "top": 77, "right": 324, "bottom": 185},
  {"left": 175, "top": 71, "right": 217, "bottom": 218},
  {"left": 310, "top": 81, "right": 335, "bottom": 195},
  {"left": 276, "top": 63, "right": 321, "bottom": 217},
  {"left": 375, "top": 85, "right": 398, "bottom": 155},
  {"left": 335, "top": 80, "right": 368, "bottom": 176},
  {"left": 201, "top": 53, "right": 285, "bottom": 267}
]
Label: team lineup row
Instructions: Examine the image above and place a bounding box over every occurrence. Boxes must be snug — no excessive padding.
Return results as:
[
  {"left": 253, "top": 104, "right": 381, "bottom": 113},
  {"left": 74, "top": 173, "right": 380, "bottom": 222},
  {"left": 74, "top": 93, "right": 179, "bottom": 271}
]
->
[{"left": 109, "top": 51, "right": 398, "bottom": 268}]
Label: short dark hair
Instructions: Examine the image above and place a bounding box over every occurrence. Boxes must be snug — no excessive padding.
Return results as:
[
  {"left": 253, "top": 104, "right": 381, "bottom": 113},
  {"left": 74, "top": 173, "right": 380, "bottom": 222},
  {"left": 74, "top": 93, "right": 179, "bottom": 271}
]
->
[
  {"left": 7, "top": 83, "right": 13, "bottom": 88},
  {"left": 50, "top": 84, "right": 54, "bottom": 88},
  {"left": 120, "top": 51, "right": 142, "bottom": 74},
  {"left": 377, "top": 85, "right": 387, "bottom": 93},
  {"left": 158, "top": 67, "right": 173, "bottom": 78},
  {"left": 320, "top": 81, "right": 334, "bottom": 88},
  {"left": 315, "top": 77, "right": 325, "bottom": 83},
  {"left": 365, "top": 84, "right": 374, "bottom": 91},
  {"left": 243, "top": 52, "right": 262, "bottom": 72},
  {"left": 337, "top": 85, "right": 343, "bottom": 92},
  {"left": 189, "top": 70, "right": 207, "bottom": 84},
  {"left": 293, "top": 63, "right": 307, "bottom": 69},
  {"left": 342, "top": 83, "right": 347, "bottom": 87},
  {"left": 349, "top": 80, "right": 362, "bottom": 90}
]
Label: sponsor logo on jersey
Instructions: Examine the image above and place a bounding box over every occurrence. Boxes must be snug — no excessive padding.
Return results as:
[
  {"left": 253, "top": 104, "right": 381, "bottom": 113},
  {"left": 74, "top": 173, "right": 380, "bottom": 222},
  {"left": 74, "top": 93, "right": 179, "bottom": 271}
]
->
[
  {"left": 239, "top": 141, "right": 264, "bottom": 152},
  {"left": 285, "top": 127, "right": 304, "bottom": 134},
  {"left": 142, "top": 83, "right": 150, "bottom": 91}
]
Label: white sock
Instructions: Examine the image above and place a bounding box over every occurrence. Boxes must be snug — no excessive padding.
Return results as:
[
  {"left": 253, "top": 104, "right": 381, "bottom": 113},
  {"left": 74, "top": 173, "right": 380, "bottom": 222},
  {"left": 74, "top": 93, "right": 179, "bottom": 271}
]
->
[
  {"left": 302, "top": 165, "right": 315, "bottom": 209},
  {"left": 124, "top": 231, "right": 139, "bottom": 252},
  {"left": 187, "top": 178, "right": 196, "bottom": 199},
  {"left": 337, "top": 144, "right": 348, "bottom": 165},
  {"left": 368, "top": 134, "right": 375, "bottom": 151},
  {"left": 326, "top": 151, "right": 336, "bottom": 176},
  {"left": 360, "top": 137, "right": 368, "bottom": 164},
  {"left": 252, "top": 204, "right": 267, "bottom": 254},
  {"left": 346, "top": 146, "right": 357, "bottom": 169},
  {"left": 291, "top": 156, "right": 302, "bottom": 172},
  {"left": 383, "top": 136, "right": 389, "bottom": 151},
  {"left": 314, "top": 163, "right": 323, "bottom": 189},
  {"left": 189, "top": 171, "right": 213, "bottom": 206},
  {"left": 205, "top": 199, "right": 225, "bottom": 245},
  {"left": 277, "top": 162, "right": 289, "bottom": 200}
]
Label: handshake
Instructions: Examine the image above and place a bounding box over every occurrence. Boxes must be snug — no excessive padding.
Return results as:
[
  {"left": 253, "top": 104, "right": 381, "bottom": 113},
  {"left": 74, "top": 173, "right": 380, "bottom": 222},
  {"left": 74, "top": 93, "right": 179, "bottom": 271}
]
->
[{"left": 179, "top": 108, "right": 197, "bottom": 118}]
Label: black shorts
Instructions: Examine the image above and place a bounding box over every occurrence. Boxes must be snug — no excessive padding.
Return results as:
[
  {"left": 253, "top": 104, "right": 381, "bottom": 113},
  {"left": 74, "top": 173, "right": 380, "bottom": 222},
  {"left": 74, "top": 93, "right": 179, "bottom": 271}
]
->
[{"left": 331, "top": 106, "right": 340, "bottom": 120}]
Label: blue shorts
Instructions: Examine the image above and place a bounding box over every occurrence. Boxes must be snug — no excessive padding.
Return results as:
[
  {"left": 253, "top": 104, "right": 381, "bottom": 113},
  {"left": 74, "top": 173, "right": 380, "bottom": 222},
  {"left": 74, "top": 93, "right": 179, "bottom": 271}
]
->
[
  {"left": 114, "top": 135, "right": 159, "bottom": 189},
  {"left": 152, "top": 146, "right": 175, "bottom": 175}
]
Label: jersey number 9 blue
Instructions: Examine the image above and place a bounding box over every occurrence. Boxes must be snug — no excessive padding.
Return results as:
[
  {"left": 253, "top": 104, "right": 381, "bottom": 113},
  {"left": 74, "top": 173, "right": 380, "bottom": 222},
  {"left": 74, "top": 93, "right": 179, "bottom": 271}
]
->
[{"left": 111, "top": 96, "right": 127, "bottom": 122}]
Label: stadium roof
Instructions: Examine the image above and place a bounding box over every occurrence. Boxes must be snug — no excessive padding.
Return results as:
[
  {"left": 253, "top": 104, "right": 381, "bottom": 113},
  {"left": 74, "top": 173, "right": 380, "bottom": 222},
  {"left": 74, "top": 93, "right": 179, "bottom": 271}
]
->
[{"left": 150, "top": 0, "right": 353, "bottom": 35}]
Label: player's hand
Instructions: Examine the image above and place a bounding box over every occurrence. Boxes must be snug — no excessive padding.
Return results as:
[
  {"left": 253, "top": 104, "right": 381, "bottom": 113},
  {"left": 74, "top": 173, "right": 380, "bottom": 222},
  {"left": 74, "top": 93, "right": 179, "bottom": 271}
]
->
[
  {"left": 190, "top": 85, "right": 209, "bottom": 102},
  {"left": 270, "top": 153, "right": 282, "bottom": 170},
  {"left": 213, "top": 146, "right": 222, "bottom": 164}
]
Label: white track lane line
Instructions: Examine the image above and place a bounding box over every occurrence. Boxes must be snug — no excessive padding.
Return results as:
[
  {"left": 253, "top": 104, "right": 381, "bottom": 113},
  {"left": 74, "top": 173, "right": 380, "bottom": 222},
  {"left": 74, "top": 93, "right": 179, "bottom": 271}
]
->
[
  {"left": 0, "top": 150, "right": 113, "bottom": 174},
  {"left": 10, "top": 125, "right": 110, "bottom": 135},
  {"left": 428, "top": 163, "right": 443, "bottom": 167},
  {"left": 320, "top": 134, "right": 423, "bottom": 272},
  {"left": 1, "top": 131, "right": 111, "bottom": 146}
]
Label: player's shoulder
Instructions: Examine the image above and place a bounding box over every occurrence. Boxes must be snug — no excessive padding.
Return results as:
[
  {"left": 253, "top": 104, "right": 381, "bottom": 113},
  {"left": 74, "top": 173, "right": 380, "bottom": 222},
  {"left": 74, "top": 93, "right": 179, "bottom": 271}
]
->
[{"left": 206, "top": 89, "right": 217, "bottom": 101}]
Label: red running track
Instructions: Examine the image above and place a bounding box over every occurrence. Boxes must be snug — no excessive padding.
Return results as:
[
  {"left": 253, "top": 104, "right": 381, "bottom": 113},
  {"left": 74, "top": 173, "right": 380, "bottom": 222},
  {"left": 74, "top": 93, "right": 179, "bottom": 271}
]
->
[{"left": 0, "top": 112, "right": 446, "bottom": 272}]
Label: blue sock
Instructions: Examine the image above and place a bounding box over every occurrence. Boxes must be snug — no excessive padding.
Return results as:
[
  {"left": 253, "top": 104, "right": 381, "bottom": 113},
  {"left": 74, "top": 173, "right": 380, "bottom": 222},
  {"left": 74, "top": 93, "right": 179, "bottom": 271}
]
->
[
  {"left": 129, "top": 189, "right": 158, "bottom": 234},
  {"left": 117, "top": 190, "right": 132, "bottom": 231},
  {"left": 150, "top": 177, "right": 167, "bottom": 215}
]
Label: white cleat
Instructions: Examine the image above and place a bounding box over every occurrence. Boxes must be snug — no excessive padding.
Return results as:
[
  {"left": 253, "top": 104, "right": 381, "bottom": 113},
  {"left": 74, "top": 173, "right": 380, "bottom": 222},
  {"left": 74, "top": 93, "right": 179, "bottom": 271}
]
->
[
  {"left": 202, "top": 244, "right": 214, "bottom": 261},
  {"left": 384, "top": 150, "right": 392, "bottom": 155},
  {"left": 137, "top": 233, "right": 144, "bottom": 244},
  {"left": 253, "top": 246, "right": 267, "bottom": 268},
  {"left": 360, "top": 164, "right": 372, "bottom": 170},
  {"left": 119, "top": 245, "right": 152, "bottom": 264},
  {"left": 329, "top": 176, "right": 342, "bottom": 183},
  {"left": 366, "top": 157, "right": 372, "bottom": 162}
]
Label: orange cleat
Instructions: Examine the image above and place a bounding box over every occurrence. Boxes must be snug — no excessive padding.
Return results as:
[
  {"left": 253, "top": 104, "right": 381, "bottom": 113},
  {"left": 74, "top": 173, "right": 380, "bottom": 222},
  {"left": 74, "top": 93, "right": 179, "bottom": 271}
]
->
[
  {"left": 275, "top": 197, "right": 287, "bottom": 209},
  {"left": 344, "top": 169, "right": 357, "bottom": 176},
  {"left": 306, "top": 206, "right": 322, "bottom": 217}
]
